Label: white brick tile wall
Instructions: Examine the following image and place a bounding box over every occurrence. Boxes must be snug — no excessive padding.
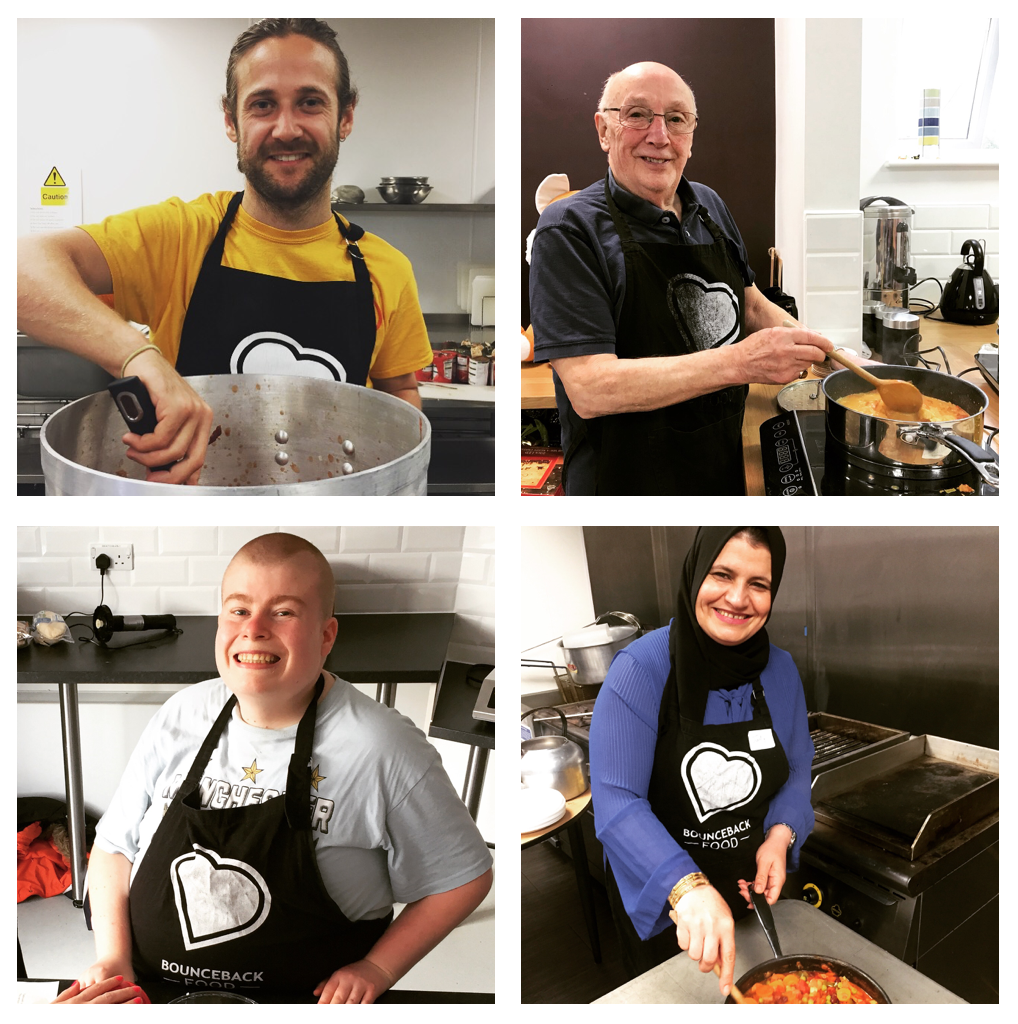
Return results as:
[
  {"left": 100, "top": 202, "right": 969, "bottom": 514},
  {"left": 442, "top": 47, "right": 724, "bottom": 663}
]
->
[
  {"left": 804, "top": 291, "right": 865, "bottom": 326},
  {"left": 18, "top": 526, "right": 495, "bottom": 656},
  {"left": 18, "top": 528, "right": 40, "bottom": 555},
  {"left": 329, "top": 556, "right": 371, "bottom": 583},
  {"left": 18, "top": 558, "right": 72, "bottom": 585},
  {"left": 403, "top": 526, "right": 465, "bottom": 551},
  {"left": 805, "top": 214, "right": 861, "bottom": 251},
  {"left": 455, "top": 583, "right": 496, "bottom": 618},
  {"left": 366, "top": 553, "right": 431, "bottom": 583},
  {"left": 989, "top": 205, "right": 998, "bottom": 229},
  {"left": 159, "top": 527, "right": 217, "bottom": 554},
  {"left": 340, "top": 526, "right": 402, "bottom": 552},
  {"left": 458, "top": 552, "right": 490, "bottom": 584},
  {"left": 805, "top": 253, "right": 861, "bottom": 289},
  {"left": 951, "top": 230, "right": 997, "bottom": 254},
  {"left": 429, "top": 552, "right": 465, "bottom": 582},
  {"left": 99, "top": 526, "right": 159, "bottom": 554},
  {"left": 464, "top": 526, "right": 496, "bottom": 551},
  {"left": 913, "top": 205, "right": 989, "bottom": 230}
]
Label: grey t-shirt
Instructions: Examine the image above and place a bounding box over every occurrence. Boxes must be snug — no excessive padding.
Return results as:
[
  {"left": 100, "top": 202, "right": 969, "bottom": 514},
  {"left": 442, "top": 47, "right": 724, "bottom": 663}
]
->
[{"left": 93, "top": 674, "right": 491, "bottom": 921}]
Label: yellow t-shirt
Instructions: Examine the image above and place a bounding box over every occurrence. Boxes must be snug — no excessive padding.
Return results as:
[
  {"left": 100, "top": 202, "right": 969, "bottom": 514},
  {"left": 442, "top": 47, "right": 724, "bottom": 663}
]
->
[{"left": 78, "top": 192, "right": 432, "bottom": 382}]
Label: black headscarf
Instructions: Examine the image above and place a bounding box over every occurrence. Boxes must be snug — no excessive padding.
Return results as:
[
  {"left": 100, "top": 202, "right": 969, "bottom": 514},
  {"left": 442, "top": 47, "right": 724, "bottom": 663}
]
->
[{"left": 668, "top": 526, "right": 786, "bottom": 724}]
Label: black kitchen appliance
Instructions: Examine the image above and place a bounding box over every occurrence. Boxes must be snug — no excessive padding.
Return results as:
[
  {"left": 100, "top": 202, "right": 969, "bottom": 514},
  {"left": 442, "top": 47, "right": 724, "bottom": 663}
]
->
[
  {"left": 940, "top": 240, "right": 999, "bottom": 326},
  {"left": 784, "top": 732, "right": 998, "bottom": 1003}
]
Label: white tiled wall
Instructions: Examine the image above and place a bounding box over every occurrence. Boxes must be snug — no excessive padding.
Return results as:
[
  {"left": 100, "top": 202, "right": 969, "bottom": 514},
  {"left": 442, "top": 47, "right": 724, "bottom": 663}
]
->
[
  {"left": 800, "top": 200, "right": 998, "bottom": 350},
  {"left": 17, "top": 525, "right": 495, "bottom": 656},
  {"left": 911, "top": 203, "right": 999, "bottom": 307},
  {"left": 17, "top": 524, "right": 497, "bottom": 841}
]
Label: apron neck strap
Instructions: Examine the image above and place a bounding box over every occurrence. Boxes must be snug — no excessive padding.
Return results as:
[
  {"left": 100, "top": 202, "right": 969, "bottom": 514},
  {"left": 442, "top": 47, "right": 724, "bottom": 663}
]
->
[
  {"left": 284, "top": 673, "right": 326, "bottom": 829},
  {"left": 180, "top": 673, "right": 325, "bottom": 831},
  {"left": 182, "top": 692, "right": 239, "bottom": 787}
]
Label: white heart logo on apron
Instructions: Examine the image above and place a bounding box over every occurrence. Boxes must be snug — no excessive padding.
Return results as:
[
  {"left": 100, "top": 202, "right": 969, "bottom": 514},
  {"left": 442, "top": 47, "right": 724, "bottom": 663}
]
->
[
  {"left": 666, "top": 273, "right": 740, "bottom": 350},
  {"left": 170, "top": 844, "right": 272, "bottom": 950},
  {"left": 681, "top": 741, "right": 762, "bottom": 823}
]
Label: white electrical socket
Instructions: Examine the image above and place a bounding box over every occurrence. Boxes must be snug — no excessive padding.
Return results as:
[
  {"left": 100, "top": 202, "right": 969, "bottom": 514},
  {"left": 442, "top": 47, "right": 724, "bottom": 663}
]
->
[{"left": 90, "top": 543, "right": 134, "bottom": 571}]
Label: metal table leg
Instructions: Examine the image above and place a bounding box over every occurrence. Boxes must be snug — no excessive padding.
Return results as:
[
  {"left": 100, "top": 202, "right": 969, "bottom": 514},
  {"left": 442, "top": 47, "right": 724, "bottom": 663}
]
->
[
  {"left": 57, "top": 682, "right": 87, "bottom": 907},
  {"left": 375, "top": 682, "right": 396, "bottom": 707},
  {"left": 566, "top": 817, "right": 601, "bottom": 963},
  {"left": 460, "top": 745, "right": 489, "bottom": 821}
]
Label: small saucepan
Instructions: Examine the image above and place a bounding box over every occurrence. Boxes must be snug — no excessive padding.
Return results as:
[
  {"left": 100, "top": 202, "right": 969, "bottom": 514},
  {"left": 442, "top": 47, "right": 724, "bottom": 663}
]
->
[{"left": 724, "top": 894, "right": 891, "bottom": 1004}]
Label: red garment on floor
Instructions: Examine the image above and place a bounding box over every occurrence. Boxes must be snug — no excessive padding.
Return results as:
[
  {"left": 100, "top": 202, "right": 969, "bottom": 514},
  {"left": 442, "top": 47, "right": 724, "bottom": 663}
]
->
[{"left": 17, "top": 821, "right": 71, "bottom": 902}]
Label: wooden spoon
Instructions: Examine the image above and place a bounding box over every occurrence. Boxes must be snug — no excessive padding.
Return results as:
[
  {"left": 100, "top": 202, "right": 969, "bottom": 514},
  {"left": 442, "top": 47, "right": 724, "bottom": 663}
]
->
[
  {"left": 826, "top": 349, "right": 924, "bottom": 415},
  {"left": 713, "top": 961, "right": 751, "bottom": 1004},
  {"left": 781, "top": 318, "right": 923, "bottom": 415}
]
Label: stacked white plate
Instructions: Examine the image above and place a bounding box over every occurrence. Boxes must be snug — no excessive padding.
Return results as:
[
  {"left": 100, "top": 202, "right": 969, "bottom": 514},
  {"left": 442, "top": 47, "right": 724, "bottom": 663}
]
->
[{"left": 521, "top": 786, "right": 567, "bottom": 833}]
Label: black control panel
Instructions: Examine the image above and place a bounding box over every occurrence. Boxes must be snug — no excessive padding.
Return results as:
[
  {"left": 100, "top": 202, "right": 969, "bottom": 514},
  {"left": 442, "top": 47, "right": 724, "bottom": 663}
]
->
[{"left": 760, "top": 412, "right": 818, "bottom": 495}]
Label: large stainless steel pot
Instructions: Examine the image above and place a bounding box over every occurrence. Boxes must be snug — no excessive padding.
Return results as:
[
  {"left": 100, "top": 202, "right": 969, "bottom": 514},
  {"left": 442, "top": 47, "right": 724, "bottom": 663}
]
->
[
  {"left": 822, "top": 365, "right": 998, "bottom": 489},
  {"left": 556, "top": 611, "right": 642, "bottom": 688},
  {"left": 40, "top": 375, "right": 430, "bottom": 495}
]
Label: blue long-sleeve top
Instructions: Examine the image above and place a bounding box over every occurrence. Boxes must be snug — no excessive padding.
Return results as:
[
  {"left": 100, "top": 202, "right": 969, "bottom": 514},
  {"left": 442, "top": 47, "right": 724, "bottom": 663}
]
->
[{"left": 589, "top": 623, "right": 815, "bottom": 941}]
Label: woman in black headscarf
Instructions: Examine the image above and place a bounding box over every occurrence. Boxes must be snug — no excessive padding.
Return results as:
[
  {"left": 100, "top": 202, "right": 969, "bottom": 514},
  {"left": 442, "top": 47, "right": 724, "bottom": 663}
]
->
[{"left": 589, "top": 527, "right": 814, "bottom": 997}]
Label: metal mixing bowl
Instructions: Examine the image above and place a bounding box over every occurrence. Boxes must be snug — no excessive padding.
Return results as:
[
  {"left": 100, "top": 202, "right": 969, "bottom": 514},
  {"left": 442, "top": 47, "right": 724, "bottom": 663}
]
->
[{"left": 377, "top": 182, "right": 433, "bottom": 204}]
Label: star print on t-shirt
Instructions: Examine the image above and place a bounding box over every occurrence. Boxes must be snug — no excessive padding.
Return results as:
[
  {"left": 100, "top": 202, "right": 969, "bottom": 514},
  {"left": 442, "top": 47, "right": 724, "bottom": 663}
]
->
[{"left": 241, "top": 759, "right": 263, "bottom": 782}]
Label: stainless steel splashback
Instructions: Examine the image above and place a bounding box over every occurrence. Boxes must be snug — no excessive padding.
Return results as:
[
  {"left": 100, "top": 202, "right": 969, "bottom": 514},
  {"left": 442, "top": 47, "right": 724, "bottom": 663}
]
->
[{"left": 582, "top": 526, "right": 998, "bottom": 749}]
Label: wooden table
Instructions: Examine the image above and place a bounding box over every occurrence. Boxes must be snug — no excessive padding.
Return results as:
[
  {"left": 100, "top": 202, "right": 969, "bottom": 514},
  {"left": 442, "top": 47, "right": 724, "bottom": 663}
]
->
[
  {"left": 522, "top": 789, "right": 601, "bottom": 962},
  {"left": 520, "top": 319, "right": 998, "bottom": 495}
]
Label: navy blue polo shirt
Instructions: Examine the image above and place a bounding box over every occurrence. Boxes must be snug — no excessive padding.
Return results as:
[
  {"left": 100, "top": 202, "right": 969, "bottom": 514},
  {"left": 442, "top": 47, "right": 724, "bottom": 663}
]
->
[{"left": 529, "top": 171, "right": 756, "bottom": 495}]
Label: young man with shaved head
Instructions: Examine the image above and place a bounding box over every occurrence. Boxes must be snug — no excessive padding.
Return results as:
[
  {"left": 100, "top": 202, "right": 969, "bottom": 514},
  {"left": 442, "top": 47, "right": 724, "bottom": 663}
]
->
[
  {"left": 81, "top": 533, "right": 492, "bottom": 1003},
  {"left": 18, "top": 18, "right": 431, "bottom": 486},
  {"left": 529, "top": 61, "right": 834, "bottom": 495}
]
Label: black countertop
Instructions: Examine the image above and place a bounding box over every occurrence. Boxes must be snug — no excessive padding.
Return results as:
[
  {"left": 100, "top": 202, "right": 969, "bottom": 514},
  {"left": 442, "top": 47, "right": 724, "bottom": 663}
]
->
[
  {"left": 17, "top": 613, "right": 455, "bottom": 686},
  {"left": 44, "top": 978, "right": 492, "bottom": 1003},
  {"left": 428, "top": 660, "right": 494, "bottom": 749}
]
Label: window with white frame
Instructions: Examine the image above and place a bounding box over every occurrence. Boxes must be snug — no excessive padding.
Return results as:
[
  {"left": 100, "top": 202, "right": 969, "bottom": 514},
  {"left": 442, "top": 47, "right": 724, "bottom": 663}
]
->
[{"left": 894, "top": 18, "right": 998, "bottom": 151}]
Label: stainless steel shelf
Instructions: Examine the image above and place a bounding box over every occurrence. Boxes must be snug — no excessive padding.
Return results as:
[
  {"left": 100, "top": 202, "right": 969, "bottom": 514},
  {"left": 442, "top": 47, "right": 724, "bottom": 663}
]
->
[{"left": 332, "top": 203, "right": 495, "bottom": 213}]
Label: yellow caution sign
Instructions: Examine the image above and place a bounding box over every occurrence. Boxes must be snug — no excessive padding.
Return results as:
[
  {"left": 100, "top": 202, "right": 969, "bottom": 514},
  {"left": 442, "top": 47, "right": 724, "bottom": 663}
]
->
[{"left": 42, "top": 166, "right": 69, "bottom": 206}]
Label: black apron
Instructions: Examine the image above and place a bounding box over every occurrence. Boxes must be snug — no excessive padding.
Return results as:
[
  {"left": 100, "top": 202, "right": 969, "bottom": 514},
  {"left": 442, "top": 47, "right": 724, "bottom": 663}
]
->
[
  {"left": 605, "top": 677, "right": 789, "bottom": 979},
  {"left": 129, "top": 675, "right": 390, "bottom": 997},
  {"left": 174, "top": 192, "right": 376, "bottom": 384},
  {"left": 566, "top": 176, "right": 749, "bottom": 495}
]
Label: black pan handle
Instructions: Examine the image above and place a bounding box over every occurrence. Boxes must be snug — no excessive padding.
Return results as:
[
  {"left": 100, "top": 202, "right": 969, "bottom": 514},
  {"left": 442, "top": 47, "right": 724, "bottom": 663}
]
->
[
  {"left": 107, "top": 376, "right": 175, "bottom": 474},
  {"left": 750, "top": 892, "right": 783, "bottom": 958},
  {"left": 910, "top": 427, "right": 999, "bottom": 488}
]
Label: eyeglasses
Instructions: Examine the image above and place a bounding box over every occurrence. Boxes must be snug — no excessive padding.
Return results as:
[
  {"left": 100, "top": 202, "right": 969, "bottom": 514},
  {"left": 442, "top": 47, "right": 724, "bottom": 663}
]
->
[{"left": 602, "top": 105, "right": 698, "bottom": 135}]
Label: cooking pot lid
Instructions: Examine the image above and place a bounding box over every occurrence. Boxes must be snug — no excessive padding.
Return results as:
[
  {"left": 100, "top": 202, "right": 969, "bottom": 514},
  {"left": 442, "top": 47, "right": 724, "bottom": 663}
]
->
[{"left": 561, "top": 623, "right": 637, "bottom": 648}]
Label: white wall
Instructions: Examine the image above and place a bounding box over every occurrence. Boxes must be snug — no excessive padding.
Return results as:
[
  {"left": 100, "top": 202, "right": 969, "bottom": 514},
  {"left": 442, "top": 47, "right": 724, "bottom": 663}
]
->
[
  {"left": 775, "top": 17, "right": 999, "bottom": 342},
  {"left": 520, "top": 527, "right": 593, "bottom": 698},
  {"left": 16, "top": 18, "right": 494, "bottom": 313},
  {"left": 17, "top": 524, "right": 496, "bottom": 842}
]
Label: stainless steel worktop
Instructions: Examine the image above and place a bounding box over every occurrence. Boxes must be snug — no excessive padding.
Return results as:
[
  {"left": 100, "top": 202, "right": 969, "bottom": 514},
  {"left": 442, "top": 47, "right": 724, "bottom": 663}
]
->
[{"left": 593, "top": 899, "right": 966, "bottom": 1004}]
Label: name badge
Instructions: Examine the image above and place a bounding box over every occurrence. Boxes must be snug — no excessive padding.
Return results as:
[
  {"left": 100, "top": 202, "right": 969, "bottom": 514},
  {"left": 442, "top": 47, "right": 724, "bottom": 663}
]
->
[{"left": 748, "top": 728, "right": 775, "bottom": 751}]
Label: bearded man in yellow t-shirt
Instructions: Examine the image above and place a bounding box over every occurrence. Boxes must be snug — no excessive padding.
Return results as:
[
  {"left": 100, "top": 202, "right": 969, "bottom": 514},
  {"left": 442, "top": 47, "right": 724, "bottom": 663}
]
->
[{"left": 17, "top": 18, "right": 432, "bottom": 485}]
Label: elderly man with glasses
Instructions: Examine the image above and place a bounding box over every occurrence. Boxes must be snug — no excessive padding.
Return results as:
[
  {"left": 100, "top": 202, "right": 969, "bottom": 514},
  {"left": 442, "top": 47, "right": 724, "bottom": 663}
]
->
[{"left": 529, "top": 61, "right": 833, "bottom": 496}]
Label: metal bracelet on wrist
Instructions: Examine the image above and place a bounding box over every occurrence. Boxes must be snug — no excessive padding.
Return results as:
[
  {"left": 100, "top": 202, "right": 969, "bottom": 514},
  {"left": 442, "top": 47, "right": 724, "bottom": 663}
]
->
[
  {"left": 770, "top": 824, "right": 797, "bottom": 849},
  {"left": 667, "top": 871, "right": 710, "bottom": 909}
]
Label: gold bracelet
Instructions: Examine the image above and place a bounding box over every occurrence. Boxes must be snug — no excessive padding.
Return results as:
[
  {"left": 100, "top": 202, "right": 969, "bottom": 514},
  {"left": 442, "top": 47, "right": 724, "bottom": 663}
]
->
[
  {"left": 120, "top": 343, "right": 162, "bottom": 379},
  {"left": 667, "top": 871, "right": 710, "bottom": 909}
]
